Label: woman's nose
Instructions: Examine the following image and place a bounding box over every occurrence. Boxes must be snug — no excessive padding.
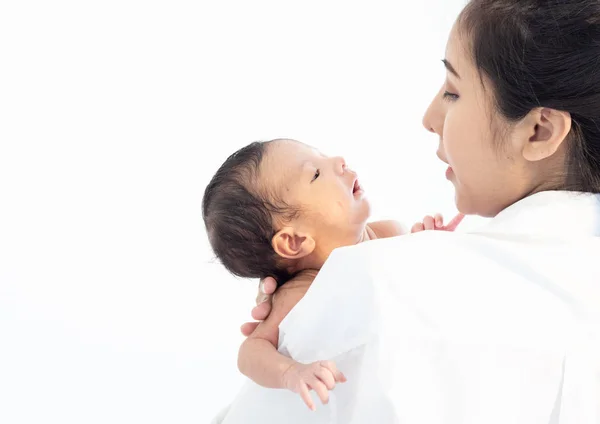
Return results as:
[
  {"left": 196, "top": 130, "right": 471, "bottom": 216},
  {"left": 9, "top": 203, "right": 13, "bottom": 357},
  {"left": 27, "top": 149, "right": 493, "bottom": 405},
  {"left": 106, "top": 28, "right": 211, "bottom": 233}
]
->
[{"left": 422, "top": 87, "right": 444, "bottom": 136}]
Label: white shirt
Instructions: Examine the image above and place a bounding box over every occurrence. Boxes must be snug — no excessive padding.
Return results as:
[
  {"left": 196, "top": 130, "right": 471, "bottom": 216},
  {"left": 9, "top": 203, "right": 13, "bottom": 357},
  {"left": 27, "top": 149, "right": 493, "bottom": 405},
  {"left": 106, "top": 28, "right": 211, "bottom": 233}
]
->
[{"left": 218, "top": 191, "right": 600, "bottom": 424}]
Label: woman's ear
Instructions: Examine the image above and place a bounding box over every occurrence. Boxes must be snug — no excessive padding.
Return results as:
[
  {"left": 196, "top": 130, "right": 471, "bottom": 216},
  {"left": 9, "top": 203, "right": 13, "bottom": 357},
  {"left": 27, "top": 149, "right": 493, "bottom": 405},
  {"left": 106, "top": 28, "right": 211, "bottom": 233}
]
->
[
  {"left": 271, "top": 227, "right": 316, "bottom": 260},
  {"left": 517, "top": 107, "right": 571, "bottom": 162}
]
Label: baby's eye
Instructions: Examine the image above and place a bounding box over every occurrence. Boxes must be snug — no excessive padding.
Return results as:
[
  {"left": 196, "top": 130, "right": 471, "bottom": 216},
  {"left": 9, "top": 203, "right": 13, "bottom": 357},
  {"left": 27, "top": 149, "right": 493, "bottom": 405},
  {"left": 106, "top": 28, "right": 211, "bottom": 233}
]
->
[{"left": 311, "top": 169, "right": 320, "bottom": 182}]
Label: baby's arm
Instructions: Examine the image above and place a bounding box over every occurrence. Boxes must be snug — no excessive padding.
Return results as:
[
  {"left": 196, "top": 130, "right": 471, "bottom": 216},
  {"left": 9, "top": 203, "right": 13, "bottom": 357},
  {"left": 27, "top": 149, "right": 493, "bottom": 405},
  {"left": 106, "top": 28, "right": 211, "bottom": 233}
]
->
[
  {"left": 237, "top": 287, "right": 297, "bottom": 387},
  {"left": 369, "top": 213, "right": 464, "bottom": 239},
  {"left": 237, "top": 274, "right": 346, "bottom": 410},
  {"left": 368, "top": 220, "right": 408, "bottom": 238}
]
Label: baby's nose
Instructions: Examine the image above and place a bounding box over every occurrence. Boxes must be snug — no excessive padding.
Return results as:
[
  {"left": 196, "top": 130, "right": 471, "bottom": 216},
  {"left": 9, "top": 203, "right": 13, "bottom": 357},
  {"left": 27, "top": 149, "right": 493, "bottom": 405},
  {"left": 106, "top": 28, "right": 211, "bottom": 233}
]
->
[{"left": 333, "top": 156, "right": 346, "bottom": 175}]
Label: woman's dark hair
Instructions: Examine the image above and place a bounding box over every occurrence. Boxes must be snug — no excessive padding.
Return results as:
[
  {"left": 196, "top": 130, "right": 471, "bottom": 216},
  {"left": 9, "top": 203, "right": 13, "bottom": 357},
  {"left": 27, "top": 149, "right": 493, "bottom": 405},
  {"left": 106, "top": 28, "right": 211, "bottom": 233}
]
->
[
  {"left": 202, "top": 140, "right": 299, "bottom": 284},
  {"left": 459, "top": 0, "right": 600, "bottom": 192}
]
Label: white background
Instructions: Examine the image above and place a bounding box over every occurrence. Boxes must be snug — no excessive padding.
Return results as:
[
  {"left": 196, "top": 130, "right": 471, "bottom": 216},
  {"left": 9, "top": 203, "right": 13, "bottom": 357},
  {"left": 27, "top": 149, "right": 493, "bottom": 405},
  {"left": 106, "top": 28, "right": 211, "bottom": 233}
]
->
[{"left": 0, "top": 1, "right": 485, "bottom": 423}]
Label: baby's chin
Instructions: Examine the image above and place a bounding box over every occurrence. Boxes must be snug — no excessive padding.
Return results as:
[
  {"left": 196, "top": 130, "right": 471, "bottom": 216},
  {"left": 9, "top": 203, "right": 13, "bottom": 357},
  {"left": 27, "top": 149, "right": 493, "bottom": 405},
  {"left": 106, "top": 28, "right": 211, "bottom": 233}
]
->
[{"left": 355, "top": 198, "right": 372, "bottom": 223}]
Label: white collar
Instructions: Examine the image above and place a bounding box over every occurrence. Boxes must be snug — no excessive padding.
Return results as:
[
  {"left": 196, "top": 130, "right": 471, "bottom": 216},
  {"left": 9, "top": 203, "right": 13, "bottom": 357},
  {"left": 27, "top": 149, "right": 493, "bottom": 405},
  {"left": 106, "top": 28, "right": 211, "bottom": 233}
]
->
[{"left": 473, "top": 190, "right": 600, "bottom": 238}]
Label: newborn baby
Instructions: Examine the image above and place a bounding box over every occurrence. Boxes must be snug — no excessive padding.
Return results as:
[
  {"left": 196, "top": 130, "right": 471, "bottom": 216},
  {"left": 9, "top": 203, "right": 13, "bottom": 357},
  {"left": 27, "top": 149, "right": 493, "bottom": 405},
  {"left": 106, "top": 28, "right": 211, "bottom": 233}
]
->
[{"left": 202, "top": 138, "right": 460, "bottom": 410}]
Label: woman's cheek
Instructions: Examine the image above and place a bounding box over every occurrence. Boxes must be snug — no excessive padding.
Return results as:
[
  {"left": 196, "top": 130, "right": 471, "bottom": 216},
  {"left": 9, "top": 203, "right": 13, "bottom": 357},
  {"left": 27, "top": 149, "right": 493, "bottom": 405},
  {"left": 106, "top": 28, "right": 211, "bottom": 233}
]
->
[{"left": 443, "top": 111, "right": 472, "bottom": 168}]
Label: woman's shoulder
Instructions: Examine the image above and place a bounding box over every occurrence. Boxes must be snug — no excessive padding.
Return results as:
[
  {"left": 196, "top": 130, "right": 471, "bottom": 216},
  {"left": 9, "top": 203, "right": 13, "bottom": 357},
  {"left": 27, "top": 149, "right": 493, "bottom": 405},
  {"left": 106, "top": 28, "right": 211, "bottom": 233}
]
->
[
  {"left": 305, "top": 229, "right": 596, "bottom": 347},
  {"left": 311, "top": 231, "right": 476, "bottom": 300},
  {"left": 329, "top": 230, "right": 466, "bottom": 269}
]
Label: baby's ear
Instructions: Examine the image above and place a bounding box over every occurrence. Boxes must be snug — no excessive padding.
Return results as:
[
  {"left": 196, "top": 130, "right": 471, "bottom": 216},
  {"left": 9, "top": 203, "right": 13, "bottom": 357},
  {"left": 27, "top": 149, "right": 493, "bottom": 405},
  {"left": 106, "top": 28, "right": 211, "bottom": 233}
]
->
[{"left": 271, "top": 227, "right": 315, "bottom": 259}]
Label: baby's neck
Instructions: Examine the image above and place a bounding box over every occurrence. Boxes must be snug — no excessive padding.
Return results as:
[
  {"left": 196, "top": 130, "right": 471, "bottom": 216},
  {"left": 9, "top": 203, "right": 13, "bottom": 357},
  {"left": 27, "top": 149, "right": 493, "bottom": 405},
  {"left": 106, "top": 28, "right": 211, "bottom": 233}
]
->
[
  {"left": 296, "top": 225, "right": 376, "bottom": 272},
  {"left": 358, "top": 224, "right": 378, "bottom": 243}
]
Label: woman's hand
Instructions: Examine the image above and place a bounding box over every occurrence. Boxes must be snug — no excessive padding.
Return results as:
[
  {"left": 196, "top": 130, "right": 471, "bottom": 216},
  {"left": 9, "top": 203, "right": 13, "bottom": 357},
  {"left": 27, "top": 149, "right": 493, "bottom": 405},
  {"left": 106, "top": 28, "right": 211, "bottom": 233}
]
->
[{"left": 240, "top": 276, "right": 277, "bottom": 337}]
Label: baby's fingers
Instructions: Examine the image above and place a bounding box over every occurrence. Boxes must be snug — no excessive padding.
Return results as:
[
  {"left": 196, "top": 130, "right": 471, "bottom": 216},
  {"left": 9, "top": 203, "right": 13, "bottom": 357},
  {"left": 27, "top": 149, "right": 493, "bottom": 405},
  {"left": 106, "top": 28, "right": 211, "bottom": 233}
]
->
[
  {"left": 309, "top": 379, "right": 330, "bottom": 405},
  {"left": 434, "top": 213, "right": 444, "bottom": 228},
  {"left": 422, "top": 215, "right": 436, "bottom": 230},
  {"left": 442, "top": 213, "right": 465, "bottom": 232},
  {"left": 320, "top": 361, "right": 347, "bottom": 384},
  {"left": 315, "top": 367, "right": 336, "bottom": 390},
  {"left": 298, "top": 382, "right": 315, "bottom": 411},
  {"left": 411, "top": 222, "right": 425, "bottom": 233}
]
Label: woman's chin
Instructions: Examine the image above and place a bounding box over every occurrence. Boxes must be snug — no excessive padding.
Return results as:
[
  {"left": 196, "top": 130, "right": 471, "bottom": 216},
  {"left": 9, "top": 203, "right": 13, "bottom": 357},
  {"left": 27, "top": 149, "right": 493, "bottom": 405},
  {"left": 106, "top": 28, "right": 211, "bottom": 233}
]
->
[
  {"left": 454, "top": 190, "right": 498, "bottom": 218},
  {"left": 453, "top": 188, "right": 470, "bottom": 215}
]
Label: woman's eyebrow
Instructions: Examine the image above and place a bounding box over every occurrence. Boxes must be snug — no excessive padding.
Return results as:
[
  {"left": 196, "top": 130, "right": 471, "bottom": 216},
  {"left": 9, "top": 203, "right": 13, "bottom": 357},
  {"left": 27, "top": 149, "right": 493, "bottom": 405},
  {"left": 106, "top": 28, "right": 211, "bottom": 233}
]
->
[{"left": 442, "top": 59, "right": 460, "bottom": 79}]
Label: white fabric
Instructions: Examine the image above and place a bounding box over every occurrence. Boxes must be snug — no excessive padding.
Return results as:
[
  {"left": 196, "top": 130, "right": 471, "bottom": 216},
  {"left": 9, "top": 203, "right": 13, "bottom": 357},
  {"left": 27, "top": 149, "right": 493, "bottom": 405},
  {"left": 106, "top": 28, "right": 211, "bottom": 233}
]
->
[{"left": 215, "top": 191, "right": 600, "bottom": 424}]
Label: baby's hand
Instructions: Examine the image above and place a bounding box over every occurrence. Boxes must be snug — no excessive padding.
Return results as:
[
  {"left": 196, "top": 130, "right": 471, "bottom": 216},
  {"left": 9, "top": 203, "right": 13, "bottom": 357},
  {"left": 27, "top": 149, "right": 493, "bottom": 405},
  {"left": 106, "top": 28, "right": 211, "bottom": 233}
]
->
[
  {"left": 411, "top": 213, "right": 464, "bottom": 233},
  {"left": 282, "top": 360, "right": 347, "bottom": 411}
]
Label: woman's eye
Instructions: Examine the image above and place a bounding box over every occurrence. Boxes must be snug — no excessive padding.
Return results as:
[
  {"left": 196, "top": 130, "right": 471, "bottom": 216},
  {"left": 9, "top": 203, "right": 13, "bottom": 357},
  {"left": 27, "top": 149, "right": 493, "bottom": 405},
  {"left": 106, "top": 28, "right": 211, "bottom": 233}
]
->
[
  {"left": 442, "top": 91, "right": 459, "bottom": 101},
  {"left": 311, "top": 169, "right": 320, "bottom": 182}
]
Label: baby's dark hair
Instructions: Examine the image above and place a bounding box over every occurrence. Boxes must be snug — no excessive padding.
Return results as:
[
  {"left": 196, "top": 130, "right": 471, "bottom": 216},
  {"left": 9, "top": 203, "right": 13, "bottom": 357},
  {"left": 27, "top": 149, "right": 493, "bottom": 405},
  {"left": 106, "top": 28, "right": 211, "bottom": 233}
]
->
[
  {"left": 202, "top": 140, "right": 300, "bottom": 284},
  {"left": 460, "top": 0, "right": 600, "bottom": 193}
]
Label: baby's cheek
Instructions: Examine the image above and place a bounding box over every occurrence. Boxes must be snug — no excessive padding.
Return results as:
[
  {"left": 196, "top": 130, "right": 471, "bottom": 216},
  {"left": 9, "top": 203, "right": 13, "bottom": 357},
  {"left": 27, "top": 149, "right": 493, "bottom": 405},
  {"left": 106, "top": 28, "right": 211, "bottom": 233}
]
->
[{"left": 320, "top": 197, "right": 345, "bottom": 216}]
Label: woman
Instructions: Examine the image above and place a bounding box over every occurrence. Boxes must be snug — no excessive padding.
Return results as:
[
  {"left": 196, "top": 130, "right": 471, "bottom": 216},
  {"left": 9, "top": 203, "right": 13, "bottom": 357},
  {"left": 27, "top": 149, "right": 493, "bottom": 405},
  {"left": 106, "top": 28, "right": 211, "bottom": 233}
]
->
[{"left": 232, "top": 0, "right": 600, "bottom": 422}]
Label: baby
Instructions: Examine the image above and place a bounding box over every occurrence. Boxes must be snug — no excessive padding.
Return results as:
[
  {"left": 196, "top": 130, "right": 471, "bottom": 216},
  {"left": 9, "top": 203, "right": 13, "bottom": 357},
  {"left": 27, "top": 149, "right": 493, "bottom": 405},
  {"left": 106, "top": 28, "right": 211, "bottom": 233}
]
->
[{"left": 202, "top": 138, "right": 460, "bottom": 410}]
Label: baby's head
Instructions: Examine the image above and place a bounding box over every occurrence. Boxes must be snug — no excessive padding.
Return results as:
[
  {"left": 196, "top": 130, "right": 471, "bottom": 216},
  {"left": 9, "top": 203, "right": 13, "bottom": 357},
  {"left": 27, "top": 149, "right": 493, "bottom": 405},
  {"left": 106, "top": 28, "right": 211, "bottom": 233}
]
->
[{"left": 202, "top": 139, "right": 370, "bottom": 284}]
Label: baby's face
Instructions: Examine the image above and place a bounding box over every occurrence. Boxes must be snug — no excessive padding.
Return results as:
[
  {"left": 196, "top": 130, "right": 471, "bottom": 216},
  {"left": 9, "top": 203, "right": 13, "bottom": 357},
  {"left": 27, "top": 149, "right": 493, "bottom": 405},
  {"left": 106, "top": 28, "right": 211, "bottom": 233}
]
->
[{"left": 261, "top": 140, "right": 371, "bottom": 250}]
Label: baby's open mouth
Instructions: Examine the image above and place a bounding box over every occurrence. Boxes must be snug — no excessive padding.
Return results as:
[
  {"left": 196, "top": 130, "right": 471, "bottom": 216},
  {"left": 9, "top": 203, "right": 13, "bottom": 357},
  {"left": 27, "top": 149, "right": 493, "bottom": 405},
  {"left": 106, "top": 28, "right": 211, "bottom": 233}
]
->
[{"left": 352, "top": 179, "right": 361, "bottom": 194}]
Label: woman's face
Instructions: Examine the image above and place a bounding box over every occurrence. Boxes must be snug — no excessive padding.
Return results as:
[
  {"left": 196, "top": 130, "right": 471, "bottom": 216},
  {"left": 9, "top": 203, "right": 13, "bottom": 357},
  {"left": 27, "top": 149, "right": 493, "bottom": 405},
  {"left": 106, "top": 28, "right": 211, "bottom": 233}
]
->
[{"left": 422, "top": 24, "right": 552, "bottom": 217}]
